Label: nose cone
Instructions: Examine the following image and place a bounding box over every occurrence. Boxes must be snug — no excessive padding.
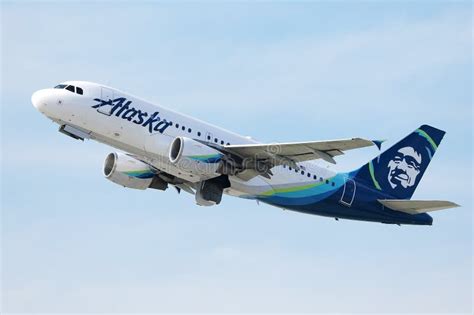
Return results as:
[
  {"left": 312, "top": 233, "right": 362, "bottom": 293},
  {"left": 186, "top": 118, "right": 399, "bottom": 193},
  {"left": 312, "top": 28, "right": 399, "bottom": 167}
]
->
[{"left": 31, "top": 89, "right": 50, "bottom": 112}]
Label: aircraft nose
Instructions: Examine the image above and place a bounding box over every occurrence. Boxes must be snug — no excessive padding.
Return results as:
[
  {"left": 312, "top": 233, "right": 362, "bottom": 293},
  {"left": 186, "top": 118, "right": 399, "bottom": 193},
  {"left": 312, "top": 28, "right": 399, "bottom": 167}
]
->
[{"left": 31, "top": 89, "right": 50, "bottom": 111}]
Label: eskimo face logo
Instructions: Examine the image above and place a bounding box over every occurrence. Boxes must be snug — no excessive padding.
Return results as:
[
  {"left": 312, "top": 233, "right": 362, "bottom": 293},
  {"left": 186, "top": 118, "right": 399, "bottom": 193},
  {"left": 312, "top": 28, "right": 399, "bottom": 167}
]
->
[{"left": 387, "top": 146, "right": 422, "bottom": 189}]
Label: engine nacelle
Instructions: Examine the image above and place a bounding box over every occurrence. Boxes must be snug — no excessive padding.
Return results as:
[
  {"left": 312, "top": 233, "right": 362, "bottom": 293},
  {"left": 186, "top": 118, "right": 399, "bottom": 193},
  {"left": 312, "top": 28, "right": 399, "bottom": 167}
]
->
[
  {"left": 169, "top": 136, "right": 223, "bottom": 179},
  {"left": 103, "top": 152, "right": 167, "bottom": 190}
]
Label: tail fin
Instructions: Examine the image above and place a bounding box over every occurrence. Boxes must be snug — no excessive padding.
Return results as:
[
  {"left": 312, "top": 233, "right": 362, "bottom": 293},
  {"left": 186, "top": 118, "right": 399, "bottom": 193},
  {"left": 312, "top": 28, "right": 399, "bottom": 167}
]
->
[{"left": 354, "top": 125, "right": 445, "bottom": 199}]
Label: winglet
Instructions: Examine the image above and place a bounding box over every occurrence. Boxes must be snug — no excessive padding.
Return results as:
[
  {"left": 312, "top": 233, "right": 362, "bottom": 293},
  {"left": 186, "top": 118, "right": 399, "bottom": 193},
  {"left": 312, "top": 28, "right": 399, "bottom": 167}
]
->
[{"left": 372, "top": 139, "right": 386, "bottom": 151}]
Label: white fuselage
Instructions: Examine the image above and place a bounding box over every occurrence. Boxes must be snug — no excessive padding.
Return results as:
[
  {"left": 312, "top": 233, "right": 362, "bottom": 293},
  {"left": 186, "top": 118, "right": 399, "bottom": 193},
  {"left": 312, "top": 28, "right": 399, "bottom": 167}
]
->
[{"left": 32, "top": 81, "right": 336, "bottom": 199}]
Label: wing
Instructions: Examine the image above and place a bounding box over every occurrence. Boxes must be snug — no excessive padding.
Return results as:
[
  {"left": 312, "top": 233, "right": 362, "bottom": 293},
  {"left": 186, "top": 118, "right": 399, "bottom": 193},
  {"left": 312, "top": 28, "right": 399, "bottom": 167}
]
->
[
  {"left": 378, "top": 200, "right": 460, "bottom": 214},
  {"left": 135, "top": 137, "right": 375, "bottom": 182},
  {"left": 224, "top": 138, "right": 374, "bottom": 167}
]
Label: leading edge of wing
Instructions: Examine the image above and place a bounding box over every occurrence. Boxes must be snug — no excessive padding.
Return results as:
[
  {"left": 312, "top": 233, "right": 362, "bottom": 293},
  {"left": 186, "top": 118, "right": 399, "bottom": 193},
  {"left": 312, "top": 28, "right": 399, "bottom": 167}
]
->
[{"left": 224, "top": 137, "right": 375, "bottom": 151}]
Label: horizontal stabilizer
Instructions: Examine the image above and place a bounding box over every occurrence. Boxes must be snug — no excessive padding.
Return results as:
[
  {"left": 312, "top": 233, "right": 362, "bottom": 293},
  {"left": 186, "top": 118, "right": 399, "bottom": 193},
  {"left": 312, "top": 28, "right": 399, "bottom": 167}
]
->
[{"left": 378, "top": 199, "right": 460, "bottom": 215}]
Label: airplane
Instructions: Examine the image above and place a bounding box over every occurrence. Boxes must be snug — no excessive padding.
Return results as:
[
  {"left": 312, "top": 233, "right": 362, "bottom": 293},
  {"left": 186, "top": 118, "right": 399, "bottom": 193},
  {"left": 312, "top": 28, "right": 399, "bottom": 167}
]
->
[{"left": 31, "top": 81, "right": 459, "bottom": 225}]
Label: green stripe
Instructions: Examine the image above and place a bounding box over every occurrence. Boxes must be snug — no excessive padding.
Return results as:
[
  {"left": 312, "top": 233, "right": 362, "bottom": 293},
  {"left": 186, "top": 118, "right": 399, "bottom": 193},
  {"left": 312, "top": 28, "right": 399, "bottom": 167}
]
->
[
  {"left": 125, "top": 169, "right": 152, "bottom": 175},
  {"left": 189, "top": 154, "right": 221, "bottom": 159},
  {"left": 368, "top": 161, "right": 382, "bottom": 190},
  {"left": 261, "top": 179, "right": 329, "bottom": 197},
  {"left": 416, "top": 129, "right": 437, "bottom": 151}
]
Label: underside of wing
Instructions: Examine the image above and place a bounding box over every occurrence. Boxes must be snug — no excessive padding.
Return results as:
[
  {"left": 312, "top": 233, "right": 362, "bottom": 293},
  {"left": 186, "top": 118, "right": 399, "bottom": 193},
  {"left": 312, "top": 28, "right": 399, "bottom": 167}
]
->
[
  {"left": 378, "top": 199, "right": 460, "bottom": 214},
  {"left": 223, "top": 138, "right": 374, "bottom": 168}
]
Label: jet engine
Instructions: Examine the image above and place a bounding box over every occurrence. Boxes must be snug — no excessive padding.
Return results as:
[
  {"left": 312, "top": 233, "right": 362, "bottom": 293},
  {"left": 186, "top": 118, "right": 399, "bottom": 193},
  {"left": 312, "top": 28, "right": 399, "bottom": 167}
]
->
[
  {"left": 169, "top": 136, "right": 224, "bottom": 179},
  {"left": 103, "top": 152, "right": 167, "bottom": 190}
]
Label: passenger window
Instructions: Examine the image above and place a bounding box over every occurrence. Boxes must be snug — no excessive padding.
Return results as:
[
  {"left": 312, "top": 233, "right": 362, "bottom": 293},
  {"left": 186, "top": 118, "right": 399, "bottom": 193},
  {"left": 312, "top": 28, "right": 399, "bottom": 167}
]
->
[
  {"left": 76, "top": 87, "right": 83, "bottom": 95},
  {"left": 175, "top": 123, "right": 179, "bottom": 128},
  {"left": 197, "top": 132, "right": 201, "bottom": 136},
  {"left": 207, "top": 135, "right": 211, "bottom": 140},
  {"left": 220, "top": 140, "right": 224, "bottom": 145},
  {"left": 188, "top": 128, "right": 191, "bottom": 133},
  {"left": 214, "top": 138, "right": 218, "bottom": 143},
  {"left": 182, "top": 126, "right": 185, "bottom": 131},
  {"left": 65, "top": 85, "right": 75, "bottom": 93}
]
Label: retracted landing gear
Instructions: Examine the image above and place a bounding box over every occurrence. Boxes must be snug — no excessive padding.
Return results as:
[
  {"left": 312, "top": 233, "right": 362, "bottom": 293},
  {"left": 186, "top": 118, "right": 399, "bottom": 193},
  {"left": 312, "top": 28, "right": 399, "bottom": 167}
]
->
[{"left": 195, "top": 175, "right": 230, "bottom": 206}]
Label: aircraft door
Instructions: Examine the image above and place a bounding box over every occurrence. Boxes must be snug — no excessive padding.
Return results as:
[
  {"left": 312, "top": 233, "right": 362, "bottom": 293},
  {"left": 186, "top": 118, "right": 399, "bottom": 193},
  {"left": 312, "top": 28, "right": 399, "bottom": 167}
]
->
[
  {"left": 97, "top": 87, "right": 114, "bottom": 116},
  {"left": 340, "top": 178, "right": 356, "bottom": 207}
]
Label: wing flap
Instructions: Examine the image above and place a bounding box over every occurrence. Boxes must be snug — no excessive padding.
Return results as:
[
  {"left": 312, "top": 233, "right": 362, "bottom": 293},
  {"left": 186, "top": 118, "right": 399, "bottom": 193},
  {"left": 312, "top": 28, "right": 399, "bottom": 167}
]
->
[{"left": 378, "top": 199, "right": 460, "bottom": 214}]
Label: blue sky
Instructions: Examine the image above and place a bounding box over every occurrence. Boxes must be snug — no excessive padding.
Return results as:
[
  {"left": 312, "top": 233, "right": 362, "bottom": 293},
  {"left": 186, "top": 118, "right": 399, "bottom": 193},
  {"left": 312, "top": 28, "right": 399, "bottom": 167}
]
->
[{"left": 1, "top": 1, "right": 472, "bottom": 313}]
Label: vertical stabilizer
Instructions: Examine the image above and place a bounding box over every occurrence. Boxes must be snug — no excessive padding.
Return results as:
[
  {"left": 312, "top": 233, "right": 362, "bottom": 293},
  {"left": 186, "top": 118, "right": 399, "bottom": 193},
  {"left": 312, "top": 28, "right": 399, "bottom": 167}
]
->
[{"left": 354, "top": 125, "right": 445, "bottom": 199}]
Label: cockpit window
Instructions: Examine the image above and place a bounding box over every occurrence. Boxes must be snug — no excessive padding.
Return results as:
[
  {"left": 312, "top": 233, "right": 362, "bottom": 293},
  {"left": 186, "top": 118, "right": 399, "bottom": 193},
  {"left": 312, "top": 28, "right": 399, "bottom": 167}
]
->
[{"left": 54, "top": 84, "right": 84, "bottom": 95}]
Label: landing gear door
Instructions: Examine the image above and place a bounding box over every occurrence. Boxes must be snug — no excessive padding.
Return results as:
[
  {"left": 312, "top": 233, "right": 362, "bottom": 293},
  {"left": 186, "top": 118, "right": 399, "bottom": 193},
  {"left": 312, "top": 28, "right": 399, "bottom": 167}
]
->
[
  {"left": 97, "top": 87, "right": 114, "bottom": 116},
  {"left": 340, "top": 178, "right": 356, "bottom": 207}
]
